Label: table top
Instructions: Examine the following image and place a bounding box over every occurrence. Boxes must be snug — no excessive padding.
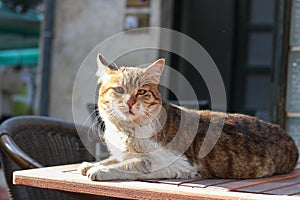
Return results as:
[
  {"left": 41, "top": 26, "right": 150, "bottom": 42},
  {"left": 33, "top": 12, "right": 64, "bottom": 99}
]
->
[{"left": 13, "top": 162, "right": 300, "bottom": 200}]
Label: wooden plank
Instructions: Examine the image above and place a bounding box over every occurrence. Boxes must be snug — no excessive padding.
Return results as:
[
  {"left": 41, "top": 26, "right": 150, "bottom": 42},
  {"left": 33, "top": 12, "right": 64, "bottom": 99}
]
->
[
  {"left": 265, "top": 184, "right": 300, "bottom": 195},
  {"left": 148, "top": 178, "right": 191, "bottom": 185},
  {"left": 217, "top": 169, "right": 300, "bottom": 191},
  {"left": 291, "top": 192, "right": 300, "bottom": 196},
  {"left": 149, "top": 178, "right": 231, "bottom": 187},
  {"left": 237, "top": 176, "right": 300, "bottom": 193},
  {"left": 181, "top": 179, "right": 237, "bottom": 189},
  {"left": 13, "top": 164, "right": 300, "bottom": 200}
]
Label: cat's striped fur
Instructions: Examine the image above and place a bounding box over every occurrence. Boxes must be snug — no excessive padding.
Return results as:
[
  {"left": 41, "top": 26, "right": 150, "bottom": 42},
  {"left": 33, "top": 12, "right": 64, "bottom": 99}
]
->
[{"left": 79, "top": 55, "right": 298, "bottom": 180}]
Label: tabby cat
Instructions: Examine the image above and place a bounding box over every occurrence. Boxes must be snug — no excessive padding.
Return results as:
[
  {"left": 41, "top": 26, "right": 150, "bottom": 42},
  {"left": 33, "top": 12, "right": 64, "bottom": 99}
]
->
[{"left": 78, "top": 54, "right": 299, "bottom": 181}]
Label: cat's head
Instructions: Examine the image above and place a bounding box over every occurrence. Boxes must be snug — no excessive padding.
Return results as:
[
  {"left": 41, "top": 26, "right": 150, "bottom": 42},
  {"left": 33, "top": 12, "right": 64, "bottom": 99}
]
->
[{"left": 96, "top": 54, "right": 164, "bottom": 127}]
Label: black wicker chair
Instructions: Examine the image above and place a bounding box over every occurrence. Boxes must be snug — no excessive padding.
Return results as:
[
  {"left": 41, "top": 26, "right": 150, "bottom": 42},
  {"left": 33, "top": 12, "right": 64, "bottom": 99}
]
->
[{"left": 0, "top": 116, "right": 113, "bottom": 200}]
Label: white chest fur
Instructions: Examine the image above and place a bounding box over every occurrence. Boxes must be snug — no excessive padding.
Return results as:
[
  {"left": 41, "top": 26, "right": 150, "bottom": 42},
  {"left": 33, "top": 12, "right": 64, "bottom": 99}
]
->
[
  {"left": 101, "top": 115, "right": 198, "bottom": 179},
  {"left": 103, "top": 120, "right": 159, "bottom": 155},
  {"left": 103, "top": 123, "right": 128, "bottom": 156}
]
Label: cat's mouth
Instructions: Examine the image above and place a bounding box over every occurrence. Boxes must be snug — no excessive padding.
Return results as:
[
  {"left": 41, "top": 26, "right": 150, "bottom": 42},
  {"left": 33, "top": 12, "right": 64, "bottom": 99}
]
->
[
  {"left": 128, "top": 110, "right": 135, "bottom": 115},
  {"left": 123, "top": 110, "right": 135, "bottom": 116}
]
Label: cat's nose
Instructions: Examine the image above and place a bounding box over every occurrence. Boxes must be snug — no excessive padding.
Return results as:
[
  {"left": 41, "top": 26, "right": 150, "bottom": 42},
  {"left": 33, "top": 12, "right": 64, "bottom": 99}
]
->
[{"left": 127, "top": 100, "right": 136, "bottom": 109}]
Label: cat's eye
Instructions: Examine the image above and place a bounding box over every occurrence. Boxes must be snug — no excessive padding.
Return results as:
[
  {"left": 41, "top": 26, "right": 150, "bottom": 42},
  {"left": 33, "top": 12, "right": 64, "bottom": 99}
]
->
[
  {"left": 113, "top": 87, "right": 124, "bottom": 94},
  {"left": 137, "top": 89, "right": 147, "bottom": 95}
]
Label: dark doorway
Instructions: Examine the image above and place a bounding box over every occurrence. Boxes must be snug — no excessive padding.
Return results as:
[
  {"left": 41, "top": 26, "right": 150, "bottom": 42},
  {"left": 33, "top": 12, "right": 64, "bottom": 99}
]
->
[
  {"left": 169, "top": 0, "right": 236, "bottom": 107},
  {"left": 170, "top": 0, "right": 279, "bottom": 122}
]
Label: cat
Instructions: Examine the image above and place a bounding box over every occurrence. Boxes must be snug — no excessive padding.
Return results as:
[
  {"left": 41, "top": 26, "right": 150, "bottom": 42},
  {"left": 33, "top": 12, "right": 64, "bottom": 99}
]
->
[{"left": 78, "top": 54, "right": 299, "bottom": 181}]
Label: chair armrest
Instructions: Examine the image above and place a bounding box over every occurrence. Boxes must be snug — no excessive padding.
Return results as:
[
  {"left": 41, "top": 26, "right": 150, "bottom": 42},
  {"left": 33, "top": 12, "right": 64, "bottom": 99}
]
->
[{"left": 0, "top": 134, "right": 43, "bottom": 169}]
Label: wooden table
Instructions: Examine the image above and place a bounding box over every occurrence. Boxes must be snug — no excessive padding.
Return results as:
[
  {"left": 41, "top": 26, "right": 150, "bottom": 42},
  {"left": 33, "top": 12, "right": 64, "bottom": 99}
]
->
[{"left": 13, "top": 162, "right": 300, "bottom": 200}]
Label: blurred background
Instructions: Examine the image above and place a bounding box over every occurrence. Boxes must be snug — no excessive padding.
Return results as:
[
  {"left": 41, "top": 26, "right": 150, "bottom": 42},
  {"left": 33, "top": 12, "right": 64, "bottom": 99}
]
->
[
  {"left": 1, "top": 0, "right": 300, "bottom": 137},
  {"left": 0, "top": 0, "right": 300, "bottom": 198}
]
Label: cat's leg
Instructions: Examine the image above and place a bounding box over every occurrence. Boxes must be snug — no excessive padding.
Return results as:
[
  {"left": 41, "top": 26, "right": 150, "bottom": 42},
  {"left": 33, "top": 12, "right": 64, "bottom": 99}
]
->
[
  {"left": 99, "top": 157, "right": 120, "bottom": 166},
  {"left": 85, "top": 154, "right": 198, "bottom": 181},
  {"left": 78, "top": 157, "right": 119, "bottom": 175},
  {"left": 78, "top": 162, "right": 95, "bottom": 175},
  {"left": 85, "top": 157, "right": 151, "bottom": 180}
]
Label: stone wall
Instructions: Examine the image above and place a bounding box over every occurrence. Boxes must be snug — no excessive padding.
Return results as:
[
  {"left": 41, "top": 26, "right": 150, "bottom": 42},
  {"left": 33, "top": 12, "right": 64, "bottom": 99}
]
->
[{"left": 37, "top": 0, "right": 163, "bottom": 124}]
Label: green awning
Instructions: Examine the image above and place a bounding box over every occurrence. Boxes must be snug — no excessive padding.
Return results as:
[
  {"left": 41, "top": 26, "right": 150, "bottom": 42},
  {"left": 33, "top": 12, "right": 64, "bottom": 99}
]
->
[
  {"left": 0, "top": 48, "right": 39, "bottom": 67},
  {"left": 0, "top": 6, "right": 42, "bottom": 36}
]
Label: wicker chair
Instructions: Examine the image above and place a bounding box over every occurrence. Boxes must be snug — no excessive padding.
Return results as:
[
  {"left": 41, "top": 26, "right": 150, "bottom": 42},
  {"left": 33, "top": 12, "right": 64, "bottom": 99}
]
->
[{"left": 0, "top": 116, "right": 113, "bottom": 200}]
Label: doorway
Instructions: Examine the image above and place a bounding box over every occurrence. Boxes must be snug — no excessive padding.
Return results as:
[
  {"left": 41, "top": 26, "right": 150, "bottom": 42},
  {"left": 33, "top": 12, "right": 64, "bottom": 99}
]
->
[{"left": 169, "top": 0, "right": 279, "bottom": 122}]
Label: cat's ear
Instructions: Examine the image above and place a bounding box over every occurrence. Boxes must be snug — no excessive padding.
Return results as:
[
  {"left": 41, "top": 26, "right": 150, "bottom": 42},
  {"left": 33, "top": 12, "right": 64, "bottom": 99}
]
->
[
  {"left": 144, "top": 58, "right": 165, "bottom": 84},
  {"left": 97, "top": 53, "right": 118, "bottom": 72}
]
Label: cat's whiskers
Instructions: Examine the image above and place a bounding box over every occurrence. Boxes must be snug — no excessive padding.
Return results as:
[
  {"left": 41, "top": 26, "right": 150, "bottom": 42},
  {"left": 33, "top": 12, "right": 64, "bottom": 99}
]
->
[
  {"left": 110, "top": 102, "right": 129, "bottom": 118},
  {"left": 141, "top": 112, "right": 155, "bottom": 128},
  {"left": 146, "top": 109, "right": 163, "bottom": 132},
  {"left": 137, "top": 111, "right": 160, "bottom": 137},
  {"left": 83, "top": 108, "right": 105, "bottom": 142},
  {"left": 102, "top": 102, "right": 124, "bottom": 121},
  {"left": 106, "top": 109, "right": 117, "bottom": 120},
  {"left": 87, "top": 120, "right": 103, "bottom": 142},
  {"left": 82, "top": 109, "right": 98, "bottom": 127},
  {"left": 82, "top": 109, "right": 103, "bottom": 139}
]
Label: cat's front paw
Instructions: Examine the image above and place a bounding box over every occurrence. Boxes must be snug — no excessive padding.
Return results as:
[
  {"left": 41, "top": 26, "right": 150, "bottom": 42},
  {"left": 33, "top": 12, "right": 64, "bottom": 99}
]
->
[
  {"left": 78, "top": 162, "right": 97, "bottom": 176},
  {"left": 86, "top": 166, "right": 114, "bottom": 181}
]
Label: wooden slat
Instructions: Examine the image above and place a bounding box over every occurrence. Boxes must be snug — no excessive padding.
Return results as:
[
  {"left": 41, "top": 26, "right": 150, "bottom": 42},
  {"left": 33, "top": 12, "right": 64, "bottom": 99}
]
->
[
  {"left": 148, "top": 178, "right": 191, "bottom": 185},
  {"left": 265, "top": 184, "right": 300, "bottom": 195},
  {"left": 291, "top": 192, "right": 300, "bottom": 196},
  {"left": 237, "top": 177, "right": 300, "bottom": 193},
  {"left": 181, "top": 179, "right": 237, "bottom": 189},
  {"left": 222, "top": 169, "right": 300, "bottom": 191}
]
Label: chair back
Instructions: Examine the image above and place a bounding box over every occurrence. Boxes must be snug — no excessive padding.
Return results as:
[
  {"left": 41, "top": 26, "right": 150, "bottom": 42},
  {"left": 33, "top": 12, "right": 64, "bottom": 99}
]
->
[{"left": 0, "top": 116, "right": 96, "bottom": 200}]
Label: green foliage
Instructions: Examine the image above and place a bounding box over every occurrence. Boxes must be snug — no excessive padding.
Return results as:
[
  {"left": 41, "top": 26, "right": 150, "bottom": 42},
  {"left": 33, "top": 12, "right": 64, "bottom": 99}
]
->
[
  {"left": 12, "top": 83, "right": 30, "bottom": 115},
  {"left": 12, "top": 101, "right": 28, "bottom": 115}
]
